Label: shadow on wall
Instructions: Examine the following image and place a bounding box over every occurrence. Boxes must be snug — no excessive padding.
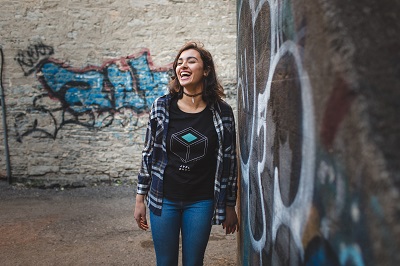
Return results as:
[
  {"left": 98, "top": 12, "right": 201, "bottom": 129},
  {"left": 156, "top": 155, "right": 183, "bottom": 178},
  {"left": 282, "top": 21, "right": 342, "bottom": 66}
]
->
[{"left": 14, "top": 46, "right": 172, "bottom": 142}]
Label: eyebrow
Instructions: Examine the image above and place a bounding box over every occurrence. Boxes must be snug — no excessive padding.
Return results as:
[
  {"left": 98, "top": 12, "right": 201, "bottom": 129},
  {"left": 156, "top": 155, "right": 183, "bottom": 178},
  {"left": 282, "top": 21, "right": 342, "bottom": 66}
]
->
[{"left": 177, "top": 56, "right": 198, "bottom": 61}]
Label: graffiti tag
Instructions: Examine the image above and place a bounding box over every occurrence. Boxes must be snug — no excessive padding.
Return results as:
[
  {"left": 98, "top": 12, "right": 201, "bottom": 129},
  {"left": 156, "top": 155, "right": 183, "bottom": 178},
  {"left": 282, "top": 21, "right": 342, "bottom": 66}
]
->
[{"left": 14, "top": 41, "right": 54, "bottom": 76}]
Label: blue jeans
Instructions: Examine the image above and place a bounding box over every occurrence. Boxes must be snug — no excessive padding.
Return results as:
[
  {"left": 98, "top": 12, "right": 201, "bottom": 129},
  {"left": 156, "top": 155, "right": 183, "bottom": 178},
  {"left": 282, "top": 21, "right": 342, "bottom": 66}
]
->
[{"left": 149, "top": 198, "right": 214, "bottom": 266}]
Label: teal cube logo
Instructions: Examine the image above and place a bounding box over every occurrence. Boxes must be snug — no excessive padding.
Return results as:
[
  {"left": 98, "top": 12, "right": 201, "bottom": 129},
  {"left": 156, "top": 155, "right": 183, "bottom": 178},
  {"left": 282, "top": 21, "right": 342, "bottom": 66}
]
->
[{"left": 170, "top": 127, "right": 208, "bottom": 163}]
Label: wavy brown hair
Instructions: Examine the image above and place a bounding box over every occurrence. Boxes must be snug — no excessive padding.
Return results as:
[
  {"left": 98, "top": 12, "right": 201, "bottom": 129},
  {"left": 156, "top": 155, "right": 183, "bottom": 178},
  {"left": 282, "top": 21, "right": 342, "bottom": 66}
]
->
[{"left": 168, "top": 41, "right": 225, "bottom": 104}]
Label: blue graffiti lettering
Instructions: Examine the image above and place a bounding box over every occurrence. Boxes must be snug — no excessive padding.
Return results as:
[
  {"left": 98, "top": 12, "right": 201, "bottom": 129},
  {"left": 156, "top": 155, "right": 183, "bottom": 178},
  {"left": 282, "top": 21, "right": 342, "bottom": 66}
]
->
[
  {"left": 38, "top": 52, "right": 169, "bottom": 115},
  {"left": 15, "top": 50, "right": 172, "bottom": 141}
]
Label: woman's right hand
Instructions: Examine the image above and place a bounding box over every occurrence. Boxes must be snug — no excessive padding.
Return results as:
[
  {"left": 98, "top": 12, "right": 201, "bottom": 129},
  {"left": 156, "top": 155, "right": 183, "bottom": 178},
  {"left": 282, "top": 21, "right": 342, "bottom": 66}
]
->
[{"left": 134, "top": 194, "right": 149, "bottom": 230}]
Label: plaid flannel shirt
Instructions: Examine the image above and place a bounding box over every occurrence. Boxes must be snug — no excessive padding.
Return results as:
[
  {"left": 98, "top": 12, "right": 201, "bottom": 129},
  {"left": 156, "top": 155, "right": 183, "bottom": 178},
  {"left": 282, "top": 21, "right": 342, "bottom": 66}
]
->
[{"left": 136, "top": 94, "right": 238, "bottom": 225}]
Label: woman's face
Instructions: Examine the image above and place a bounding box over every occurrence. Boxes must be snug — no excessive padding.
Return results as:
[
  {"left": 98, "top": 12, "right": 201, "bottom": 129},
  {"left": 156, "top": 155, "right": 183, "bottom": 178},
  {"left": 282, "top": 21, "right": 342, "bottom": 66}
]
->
[{"left": 176, "top": 49, "right": 207, "bottom": 91}]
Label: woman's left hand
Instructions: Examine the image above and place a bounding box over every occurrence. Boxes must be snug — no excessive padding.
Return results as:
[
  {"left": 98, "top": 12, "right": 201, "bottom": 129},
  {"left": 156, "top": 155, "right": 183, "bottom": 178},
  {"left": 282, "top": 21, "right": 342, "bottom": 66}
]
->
[{"left": 222, "top": 206, "right": 239, "bottom": 234}]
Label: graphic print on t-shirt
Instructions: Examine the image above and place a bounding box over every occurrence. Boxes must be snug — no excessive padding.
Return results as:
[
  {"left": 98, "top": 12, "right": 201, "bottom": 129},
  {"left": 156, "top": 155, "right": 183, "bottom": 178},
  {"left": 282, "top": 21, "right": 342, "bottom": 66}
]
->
[{"left": 170, "top": 127, "right": 208, "bottom": 167}]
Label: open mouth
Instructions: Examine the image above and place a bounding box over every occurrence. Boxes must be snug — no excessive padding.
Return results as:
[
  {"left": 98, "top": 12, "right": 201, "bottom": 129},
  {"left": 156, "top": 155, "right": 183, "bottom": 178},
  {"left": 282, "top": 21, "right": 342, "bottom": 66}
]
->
[{"left": 180, "top": 71, "right": 191, "bottom": 79}]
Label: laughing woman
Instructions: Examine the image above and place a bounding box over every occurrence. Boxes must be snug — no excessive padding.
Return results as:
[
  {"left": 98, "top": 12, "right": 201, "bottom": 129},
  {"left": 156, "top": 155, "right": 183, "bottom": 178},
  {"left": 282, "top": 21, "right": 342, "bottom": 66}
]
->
[{"left": 134, "top": 41, "right": 238, "bottom": 266}]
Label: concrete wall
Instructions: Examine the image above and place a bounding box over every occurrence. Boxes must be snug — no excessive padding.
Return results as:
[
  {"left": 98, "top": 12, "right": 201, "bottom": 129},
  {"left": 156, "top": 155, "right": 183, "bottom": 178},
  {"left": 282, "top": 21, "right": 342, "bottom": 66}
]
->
[
  {"left": 0, "top": 0, "right": 236, "bottom": 186},
  {"left": 237, "top": 0, "right": 400, "bottom": 265}
]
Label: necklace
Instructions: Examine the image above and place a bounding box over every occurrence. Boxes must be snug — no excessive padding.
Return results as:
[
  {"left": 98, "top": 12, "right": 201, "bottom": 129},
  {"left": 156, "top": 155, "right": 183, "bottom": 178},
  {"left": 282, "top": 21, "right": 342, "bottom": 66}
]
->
[{"left": 183, "top": 91, "right": 203, "bottom": 103}]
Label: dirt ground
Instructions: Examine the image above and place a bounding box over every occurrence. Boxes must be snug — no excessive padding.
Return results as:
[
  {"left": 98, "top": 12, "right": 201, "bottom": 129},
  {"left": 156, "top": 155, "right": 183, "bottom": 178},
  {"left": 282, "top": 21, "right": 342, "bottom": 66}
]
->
[{"left": 0, "top": 180, "right": 237, "bottom": 266}]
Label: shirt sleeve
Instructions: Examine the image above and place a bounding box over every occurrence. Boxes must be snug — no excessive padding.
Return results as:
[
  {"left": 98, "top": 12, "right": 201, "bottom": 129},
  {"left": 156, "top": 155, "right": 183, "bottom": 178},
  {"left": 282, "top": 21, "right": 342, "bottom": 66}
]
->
[
  {"left": 136, "top": 102, "right": 157, "bottom": 195},
  {"left": 225, "top": 105, "right": 238, "bottom": 207}
]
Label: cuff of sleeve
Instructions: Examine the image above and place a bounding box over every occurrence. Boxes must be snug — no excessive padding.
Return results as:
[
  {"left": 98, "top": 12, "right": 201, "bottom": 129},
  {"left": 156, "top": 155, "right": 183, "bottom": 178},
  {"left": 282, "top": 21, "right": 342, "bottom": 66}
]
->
[
  {"left": 136, "top": 185, "right": 149, "bottom": 195},
  {"left": 226, "top": 199, "right": 236, "bottom": 207}
]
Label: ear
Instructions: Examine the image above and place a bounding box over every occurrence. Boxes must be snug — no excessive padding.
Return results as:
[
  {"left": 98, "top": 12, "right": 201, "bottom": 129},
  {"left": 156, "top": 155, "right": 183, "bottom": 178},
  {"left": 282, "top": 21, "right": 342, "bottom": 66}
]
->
[{"left": 204, "top": 68, "right": 210, "bottom": 76}]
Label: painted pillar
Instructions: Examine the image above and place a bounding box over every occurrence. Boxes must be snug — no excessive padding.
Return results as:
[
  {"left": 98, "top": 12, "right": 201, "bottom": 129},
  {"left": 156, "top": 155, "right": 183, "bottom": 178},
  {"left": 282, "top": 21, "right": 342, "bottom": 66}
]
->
[{"left": 237, "top": 0, "right": 400, "bottom": 265}]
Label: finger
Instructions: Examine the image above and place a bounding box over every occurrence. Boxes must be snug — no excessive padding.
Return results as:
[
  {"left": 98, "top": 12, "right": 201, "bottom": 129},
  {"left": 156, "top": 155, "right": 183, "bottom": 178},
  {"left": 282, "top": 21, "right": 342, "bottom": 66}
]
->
[
  {"left": 230, "top": 227, "right": 234, "bottom": 234},
  {"left": 139, "top": 221, "right": 149, "bottom": 230},
  {"left": 140, "top": 224, "right": 149, "bottom": 230},
  {"left": 135, "top": 217, "right": 146, "bottom": 230},
  {"left": 226, "top": 226, "right": 232, "bottom": 234},
  {"left": 139, "top": 218, "right": 149, "bottom": 230},
  {"left": 232, "top": 224, "right": 238, "bottom": 233},
  {"left": 136, "top": 220, "right": 143, "bottom": 229},
  {"left": 226, "top": 225, "right": 235, "bottom": 234}
]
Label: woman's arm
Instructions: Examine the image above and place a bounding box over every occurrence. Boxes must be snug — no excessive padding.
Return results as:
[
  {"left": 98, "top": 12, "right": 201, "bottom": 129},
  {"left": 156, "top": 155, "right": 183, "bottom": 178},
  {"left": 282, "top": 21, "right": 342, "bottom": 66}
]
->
[
  {"left": 222, "top": 206, "right": 238, "bottom": 234},
  {"left": 136, "top": 103, "right": 157, "bottom": 195},
  {"left": 225, "top": 106, "right": 238, "bottom": 208},
  {"left": 222, "top": 104, "right": 239, "bottom": 233},
  {"left": 134, "top": 101, "right": 158, "bottom": 230},
  {"left": 134, "top": 194, "right": 149, "bottom": 230}
]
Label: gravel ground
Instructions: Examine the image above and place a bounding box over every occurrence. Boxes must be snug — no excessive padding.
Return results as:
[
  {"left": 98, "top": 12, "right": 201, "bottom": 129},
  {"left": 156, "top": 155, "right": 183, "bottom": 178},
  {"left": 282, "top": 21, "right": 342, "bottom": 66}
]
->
[{"left": 0, "top": 180, "right": 237, "bottom": 266}]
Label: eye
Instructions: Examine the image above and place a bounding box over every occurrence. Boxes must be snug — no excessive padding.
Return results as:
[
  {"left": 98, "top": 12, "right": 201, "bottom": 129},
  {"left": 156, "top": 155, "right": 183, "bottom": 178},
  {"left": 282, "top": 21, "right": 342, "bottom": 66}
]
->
[{"left": 177, "top": 61, "right": 183, "bottom": 66}]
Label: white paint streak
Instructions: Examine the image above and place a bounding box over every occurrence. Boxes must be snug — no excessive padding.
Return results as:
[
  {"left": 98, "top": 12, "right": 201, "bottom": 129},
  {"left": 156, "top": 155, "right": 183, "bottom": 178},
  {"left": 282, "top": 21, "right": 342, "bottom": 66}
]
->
[
  {"left": 351, "top": 202, "right": 360, "bottom": 223},
  {"left": 238, "top": 0, "right": 316, "bottom": 262}
]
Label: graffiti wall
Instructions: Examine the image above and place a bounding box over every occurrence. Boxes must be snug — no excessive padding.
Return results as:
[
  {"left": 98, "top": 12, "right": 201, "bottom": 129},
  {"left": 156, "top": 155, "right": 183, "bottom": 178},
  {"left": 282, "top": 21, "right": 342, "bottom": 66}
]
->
[
  {"left": 237, "top": 0, "right": 400, "bottom": 265},
  {"left": 0, "top": 0, "right": 236, "bottom": 184},
  {"left": 15, "top": 47, "right": 171, "bottom": 141}
]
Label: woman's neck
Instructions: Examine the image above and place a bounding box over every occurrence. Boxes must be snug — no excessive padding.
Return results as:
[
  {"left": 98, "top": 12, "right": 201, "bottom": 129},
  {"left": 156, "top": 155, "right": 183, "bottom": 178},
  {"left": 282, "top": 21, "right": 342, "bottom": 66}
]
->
[
  {"left": 178, "top": 94, "right": 207, "bottom": 113},
  {"left": 180, "top": 86, "right": 205, "bottom": 107}
]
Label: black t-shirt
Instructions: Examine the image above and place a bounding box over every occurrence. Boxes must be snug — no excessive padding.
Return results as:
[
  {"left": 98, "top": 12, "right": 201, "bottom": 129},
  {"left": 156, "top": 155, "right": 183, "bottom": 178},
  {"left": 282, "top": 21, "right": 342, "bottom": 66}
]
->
[{"left": 163, "top": 98, "right": 218, "bottom": 201}]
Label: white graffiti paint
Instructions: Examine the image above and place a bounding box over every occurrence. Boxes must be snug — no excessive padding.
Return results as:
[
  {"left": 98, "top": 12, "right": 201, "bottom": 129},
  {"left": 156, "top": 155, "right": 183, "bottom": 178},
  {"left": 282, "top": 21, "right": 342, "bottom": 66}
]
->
[
  {"left": 316, "top": 159, "right": 346, "bottom": 228},
  {"left": 238, "top": 0, "right": 316, "bottom": 262}
]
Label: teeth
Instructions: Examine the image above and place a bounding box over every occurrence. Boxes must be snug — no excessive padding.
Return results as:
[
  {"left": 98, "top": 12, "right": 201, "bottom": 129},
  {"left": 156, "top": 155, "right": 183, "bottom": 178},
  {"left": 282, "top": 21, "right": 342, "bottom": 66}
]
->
[{"left": 181, "top": 72, "right": 190, "bottom": 77}]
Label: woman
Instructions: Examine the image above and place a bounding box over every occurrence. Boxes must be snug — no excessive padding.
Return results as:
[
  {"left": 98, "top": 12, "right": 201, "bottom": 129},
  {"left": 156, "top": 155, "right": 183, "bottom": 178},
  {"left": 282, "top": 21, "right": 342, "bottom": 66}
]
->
[{"left": 134, "top": 41, "right": 238, "bottom": 266}]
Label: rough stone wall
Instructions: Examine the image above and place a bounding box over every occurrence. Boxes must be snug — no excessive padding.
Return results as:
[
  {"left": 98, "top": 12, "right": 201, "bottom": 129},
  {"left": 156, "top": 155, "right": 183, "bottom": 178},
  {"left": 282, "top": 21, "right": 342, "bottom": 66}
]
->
[
  {"left": 0, "top": 0, "right": 236, "bottom": 185},
  {"left": 237, "top": 0, "right": 400, "bottom": 265}
]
